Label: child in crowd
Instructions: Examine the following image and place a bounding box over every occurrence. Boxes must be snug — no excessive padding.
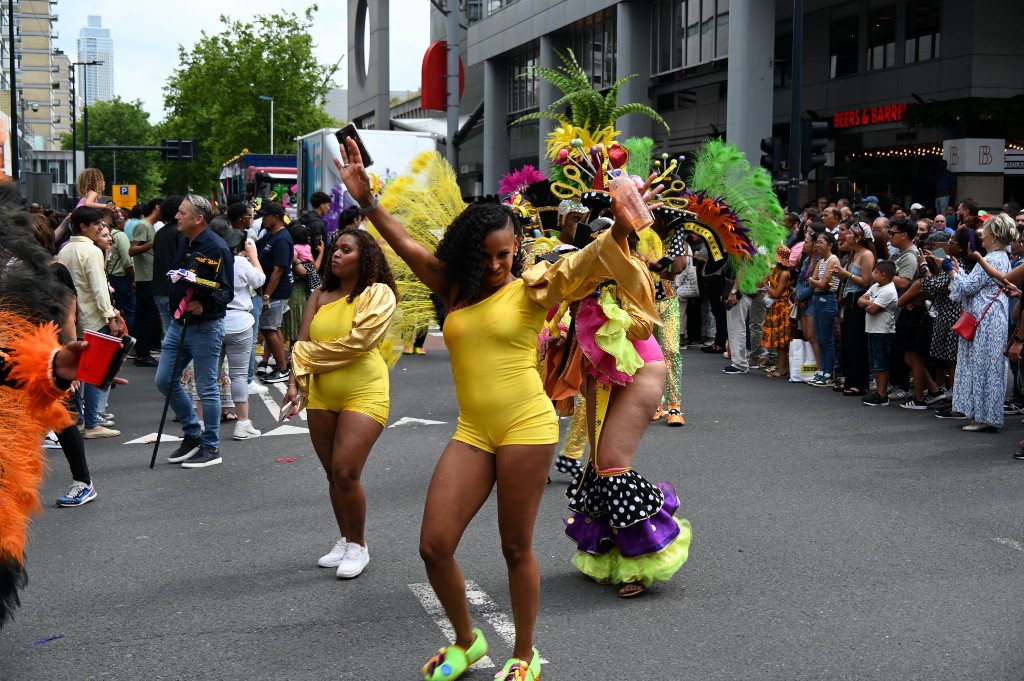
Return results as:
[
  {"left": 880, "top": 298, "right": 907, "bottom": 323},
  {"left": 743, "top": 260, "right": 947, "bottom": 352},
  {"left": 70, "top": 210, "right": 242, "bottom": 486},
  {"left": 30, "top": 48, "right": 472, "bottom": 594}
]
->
[
  {"left": 762, "top": 245, "right": 793, "bottom": 378},
  {"left": 859, "top": 260, "right": 899, "bottom": 406}
]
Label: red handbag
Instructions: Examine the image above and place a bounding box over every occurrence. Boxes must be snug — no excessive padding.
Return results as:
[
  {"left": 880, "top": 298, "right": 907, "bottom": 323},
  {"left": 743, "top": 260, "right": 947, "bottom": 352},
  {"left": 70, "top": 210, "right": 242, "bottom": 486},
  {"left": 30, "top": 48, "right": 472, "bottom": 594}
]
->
[{"left": 952, "top": 293, "right": 1001, "bottom": 341}]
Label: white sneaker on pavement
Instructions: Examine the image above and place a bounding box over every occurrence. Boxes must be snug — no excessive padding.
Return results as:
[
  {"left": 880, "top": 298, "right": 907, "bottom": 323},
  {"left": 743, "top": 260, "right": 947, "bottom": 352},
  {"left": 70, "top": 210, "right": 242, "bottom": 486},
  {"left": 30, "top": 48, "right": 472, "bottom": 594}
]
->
[
  {"left": 335, "top": 542, "right": 369, "bottom": 578},
  {"left": 232, "top": 420, "right": 262, "bottom": 440},
  {"left": 318, "top": 538, "right": 349, "bottom": 568},
  {"left": 248, "top": 381, "right": 269, "bottom": 395}
]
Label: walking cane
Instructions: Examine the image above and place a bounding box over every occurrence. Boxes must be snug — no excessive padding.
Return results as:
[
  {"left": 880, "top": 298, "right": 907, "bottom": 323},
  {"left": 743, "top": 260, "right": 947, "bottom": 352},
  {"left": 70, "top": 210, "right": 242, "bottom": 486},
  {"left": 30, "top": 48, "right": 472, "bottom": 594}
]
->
[{"left": 149, "top": 289, "right": 194, "bottom": 469}]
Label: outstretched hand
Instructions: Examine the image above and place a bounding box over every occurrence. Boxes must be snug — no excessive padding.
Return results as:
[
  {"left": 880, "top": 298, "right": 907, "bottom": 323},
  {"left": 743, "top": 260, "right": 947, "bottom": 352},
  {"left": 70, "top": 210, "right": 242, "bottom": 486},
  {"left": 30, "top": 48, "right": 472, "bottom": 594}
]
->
[{"left": 334, "top": 138, "right": 375, "bottom": 207}]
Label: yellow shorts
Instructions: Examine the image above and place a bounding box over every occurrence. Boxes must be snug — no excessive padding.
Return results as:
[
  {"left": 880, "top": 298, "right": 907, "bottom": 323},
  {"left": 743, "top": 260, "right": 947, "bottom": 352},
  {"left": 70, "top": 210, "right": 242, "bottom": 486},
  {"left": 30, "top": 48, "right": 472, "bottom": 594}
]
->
[
  {"left": 452, "top": 405, "right": 559, "bottom": 454},
  {"left": 306, "top": 354, "right": 390, "bottom": 427}
]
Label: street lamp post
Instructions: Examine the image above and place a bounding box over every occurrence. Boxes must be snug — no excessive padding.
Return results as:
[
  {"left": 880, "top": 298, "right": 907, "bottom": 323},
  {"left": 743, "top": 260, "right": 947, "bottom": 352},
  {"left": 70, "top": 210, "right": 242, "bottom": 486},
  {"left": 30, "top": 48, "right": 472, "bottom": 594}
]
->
[
  {"left": 69, "top": 59, "right": 102, "bottom": 196},
  {"left": 8, "top": 0, "right": 19, "bottom": 181},
  {"left": 259, "top": 95, "right": 274, "bottom": 153}
]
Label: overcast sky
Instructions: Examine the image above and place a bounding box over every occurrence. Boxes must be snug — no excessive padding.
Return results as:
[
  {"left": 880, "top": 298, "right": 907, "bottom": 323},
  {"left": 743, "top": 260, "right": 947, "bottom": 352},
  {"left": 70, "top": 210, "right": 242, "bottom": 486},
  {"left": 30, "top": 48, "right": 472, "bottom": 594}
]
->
[{"left": 54, "top": 1, "right": 431, "bottom": 123}]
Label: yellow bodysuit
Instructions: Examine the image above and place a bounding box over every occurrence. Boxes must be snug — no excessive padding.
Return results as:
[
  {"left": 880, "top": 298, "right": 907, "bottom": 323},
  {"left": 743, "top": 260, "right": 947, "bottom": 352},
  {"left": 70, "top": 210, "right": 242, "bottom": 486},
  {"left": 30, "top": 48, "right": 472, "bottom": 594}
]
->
[
  {"left": 444, "top": 228, "right": 659, "bottom": 454},
  {"left": 444, "top": 279, "right": 559, "bottom": 452},
  {"left": 291, "top": 283, "right": 396, "bottom": 427}
]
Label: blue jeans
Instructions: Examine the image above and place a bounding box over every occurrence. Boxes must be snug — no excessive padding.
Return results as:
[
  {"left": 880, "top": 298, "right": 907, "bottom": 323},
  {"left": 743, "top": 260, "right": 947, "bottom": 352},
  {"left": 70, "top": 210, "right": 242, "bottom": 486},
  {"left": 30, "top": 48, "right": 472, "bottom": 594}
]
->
[
  {"left": 248, "top": 294, "right": 262, "bottom": 383},
  {"left": 812, "top": 293, "right": 837, "bottom": 377},
  {"left": 109, "top": 274, "right": 136, "bottom": 335},
  {"left": 154, "top": 295, "right": 172, "bottom": 336},
  {"left": 155, "top": 318, "right": 226, "bottom": 449}
]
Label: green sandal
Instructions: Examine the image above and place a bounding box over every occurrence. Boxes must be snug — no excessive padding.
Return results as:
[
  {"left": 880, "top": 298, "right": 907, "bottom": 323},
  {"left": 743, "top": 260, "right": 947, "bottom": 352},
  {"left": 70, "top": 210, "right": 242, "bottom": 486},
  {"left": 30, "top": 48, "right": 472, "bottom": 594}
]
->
[
  {"left": 494, "top": 648, "right": 541, "bottom": 681},
  {"left": 423, "top": 628, "right": 488, "bottom": 681}
]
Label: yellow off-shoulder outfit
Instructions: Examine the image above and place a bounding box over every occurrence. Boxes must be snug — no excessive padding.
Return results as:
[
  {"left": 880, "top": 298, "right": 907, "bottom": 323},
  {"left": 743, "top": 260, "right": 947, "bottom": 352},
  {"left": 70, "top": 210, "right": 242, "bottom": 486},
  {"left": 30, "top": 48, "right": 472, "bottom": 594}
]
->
[
  {"left": 444, "top": 228, "right": 657, "bottom": 454},
  {"left": 291, "top": 283, "right": 397, "bottom": 427}
]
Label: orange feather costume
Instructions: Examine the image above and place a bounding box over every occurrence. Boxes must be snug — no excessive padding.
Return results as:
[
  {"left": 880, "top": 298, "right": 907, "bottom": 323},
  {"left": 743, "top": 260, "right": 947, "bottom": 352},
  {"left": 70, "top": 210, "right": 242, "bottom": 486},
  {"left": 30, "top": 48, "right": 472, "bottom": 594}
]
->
[{"left": 0, "top": 313, "right": 73, "bottom": 627}]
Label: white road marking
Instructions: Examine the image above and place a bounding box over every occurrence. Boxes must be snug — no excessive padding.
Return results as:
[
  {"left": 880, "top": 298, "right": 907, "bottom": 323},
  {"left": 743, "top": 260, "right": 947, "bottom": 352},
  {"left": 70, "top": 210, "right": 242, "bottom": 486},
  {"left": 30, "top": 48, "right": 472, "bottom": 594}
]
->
[
  {"left": 260, "top": 424, "right": 309, "bottom": 437},
  {"left": 993, "top": 537, "right": 1024, "bottom": 552},
  {"left": 124, "top": 433, "right": 183, "bottom": 445},
  {"left": 465, "top": 580, "right": 549, "bottom": 664},
  {"left": 408, "top": 583, "right": 495, "bottom": 669},
  {"left": 389, "top": 416, "right": 447, "bottom": 428}
]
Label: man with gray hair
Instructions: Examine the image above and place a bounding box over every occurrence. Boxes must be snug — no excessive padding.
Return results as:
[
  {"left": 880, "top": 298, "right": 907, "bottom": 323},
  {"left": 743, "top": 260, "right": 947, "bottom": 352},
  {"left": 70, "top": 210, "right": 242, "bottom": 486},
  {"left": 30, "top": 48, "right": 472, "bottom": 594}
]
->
[{"left": 155, "top": 194, "right": 235, "bottom": 468}]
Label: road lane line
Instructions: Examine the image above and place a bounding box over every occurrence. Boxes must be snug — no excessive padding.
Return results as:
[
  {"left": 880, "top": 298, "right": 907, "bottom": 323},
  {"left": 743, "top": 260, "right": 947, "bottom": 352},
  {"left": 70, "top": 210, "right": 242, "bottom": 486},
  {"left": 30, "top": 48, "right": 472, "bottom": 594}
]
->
[
  {"left": 464, "top": 580, "right": 548, "bottom": 664},
  {"left": 408, "top": 583, "right": 494, "bottom": 669}
]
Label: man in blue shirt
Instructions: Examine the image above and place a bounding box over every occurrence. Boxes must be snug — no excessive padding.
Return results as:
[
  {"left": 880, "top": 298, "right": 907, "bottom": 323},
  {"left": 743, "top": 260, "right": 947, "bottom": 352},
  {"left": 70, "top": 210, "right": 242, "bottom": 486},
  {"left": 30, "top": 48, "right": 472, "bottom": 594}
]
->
[{"left": 255, "top": 202, "right": 294, "bottom": 383}]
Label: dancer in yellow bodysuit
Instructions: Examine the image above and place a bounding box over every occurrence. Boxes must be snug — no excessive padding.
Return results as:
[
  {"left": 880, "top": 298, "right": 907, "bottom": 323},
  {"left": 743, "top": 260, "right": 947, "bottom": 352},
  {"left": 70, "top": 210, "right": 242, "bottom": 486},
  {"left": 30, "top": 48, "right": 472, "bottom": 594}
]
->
[
  {"left": 284, "top": 228, "right": 398, "bottom": 580},
  {"left": 335, "top": 139, "right": 662, "bottom": 681}
]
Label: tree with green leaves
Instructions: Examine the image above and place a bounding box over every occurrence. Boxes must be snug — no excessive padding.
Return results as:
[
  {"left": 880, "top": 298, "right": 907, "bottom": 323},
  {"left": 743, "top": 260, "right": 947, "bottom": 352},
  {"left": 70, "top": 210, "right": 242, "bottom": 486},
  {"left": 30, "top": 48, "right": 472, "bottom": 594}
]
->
[
  {"left": 60, "top": 97, "right": 165, "bottom": 198},
  {"left": 160, "top": 5, "right": 340, "bottom": 195}
]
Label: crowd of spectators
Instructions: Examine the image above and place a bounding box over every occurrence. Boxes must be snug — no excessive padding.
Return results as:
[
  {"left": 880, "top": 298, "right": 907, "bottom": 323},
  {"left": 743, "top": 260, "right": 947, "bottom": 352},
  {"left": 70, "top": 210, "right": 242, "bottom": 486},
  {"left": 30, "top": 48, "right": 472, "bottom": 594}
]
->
[
  {"left": 21, "top": 170, "right": 342, "bottom": 505},
  {"left": 682, "top": 193, "right": 1024, "bottom": 460}
]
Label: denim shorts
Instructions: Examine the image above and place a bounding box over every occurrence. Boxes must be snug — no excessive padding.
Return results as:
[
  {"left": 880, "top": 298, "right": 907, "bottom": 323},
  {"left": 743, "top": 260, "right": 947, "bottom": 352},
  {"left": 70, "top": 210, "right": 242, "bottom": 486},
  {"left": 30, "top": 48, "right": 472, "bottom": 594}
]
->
[
  {"left": 259, "top": 299, "right": 287, "bottom": 330},
  {"left": 867, "top": 333, "right": 895, "bottom": 372}
]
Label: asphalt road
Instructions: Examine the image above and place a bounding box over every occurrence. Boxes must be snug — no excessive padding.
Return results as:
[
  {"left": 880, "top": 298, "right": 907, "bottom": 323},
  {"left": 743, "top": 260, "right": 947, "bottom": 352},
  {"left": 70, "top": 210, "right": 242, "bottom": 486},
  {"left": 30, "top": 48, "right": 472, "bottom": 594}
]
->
[{"left": 2, "top": 340, "right": 1023, "bottom": 680}]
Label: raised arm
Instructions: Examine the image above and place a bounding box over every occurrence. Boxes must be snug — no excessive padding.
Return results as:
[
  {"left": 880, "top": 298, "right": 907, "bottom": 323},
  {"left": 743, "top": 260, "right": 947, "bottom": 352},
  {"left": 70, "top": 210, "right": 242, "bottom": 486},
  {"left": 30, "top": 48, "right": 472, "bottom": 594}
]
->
[{"left": 335, "top": 139, "right": 451, "bottom": 300}]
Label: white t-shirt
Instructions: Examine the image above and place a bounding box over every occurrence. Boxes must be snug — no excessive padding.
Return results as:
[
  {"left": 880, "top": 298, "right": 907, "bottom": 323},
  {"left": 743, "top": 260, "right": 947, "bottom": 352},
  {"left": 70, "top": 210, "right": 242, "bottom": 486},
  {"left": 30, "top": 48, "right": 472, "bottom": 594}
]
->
[
  {"left": 864, "top": 282, "right": 899, "bottom": 334},
  {"left": 225, "top": 255, "right": 267, "bottom": 334}
]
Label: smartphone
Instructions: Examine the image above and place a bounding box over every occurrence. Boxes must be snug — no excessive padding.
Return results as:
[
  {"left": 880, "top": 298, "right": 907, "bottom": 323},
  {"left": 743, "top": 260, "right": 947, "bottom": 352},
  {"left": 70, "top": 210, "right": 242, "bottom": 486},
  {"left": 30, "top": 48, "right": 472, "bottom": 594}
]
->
[
  {"left": 930, "top": 248, "right": 947, "bottom": 260},
  {"left": 335, "top": 123, "right": 374, "bottom": 167},
  {"left": 649, "top": 256, "right": 673, "bottom": 272},
  {"left": 969, "top": 229, "right": 977, "bottom": 251}
]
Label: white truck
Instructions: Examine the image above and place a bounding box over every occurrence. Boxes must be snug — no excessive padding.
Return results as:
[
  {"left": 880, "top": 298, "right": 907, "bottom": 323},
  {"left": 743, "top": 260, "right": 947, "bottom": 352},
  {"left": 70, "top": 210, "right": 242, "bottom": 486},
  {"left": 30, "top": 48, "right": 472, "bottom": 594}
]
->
[{"left": 295, "top": 128, "right": 437, "bottom": 234}]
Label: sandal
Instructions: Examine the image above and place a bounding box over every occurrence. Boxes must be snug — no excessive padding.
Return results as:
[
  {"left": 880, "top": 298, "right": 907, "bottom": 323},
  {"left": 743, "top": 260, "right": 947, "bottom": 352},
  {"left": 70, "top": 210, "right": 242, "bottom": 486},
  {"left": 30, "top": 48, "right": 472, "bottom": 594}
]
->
[
  {"left": 494, "top": 648, "right": 541, "bottom": 681},
  {"left": 700, "top": 344, "right": 725, "bottom": 354},
  {"left": 651, "top": 404, "right": 666, "bottom": 421},
  {"left": 220, "top": 412, "right": 238, "bottom": 422},
  {"left": 766, "top": 369, "right": 785, "bottom": 379},
  {"left": 618, "top": 582, "right": 647, "bottom": 598},
  {"left": 843, "top": 387, "right": 865, "bottom": 397},
  {"left": 423, "top": 628, "right": 488, "bottom": 681}
]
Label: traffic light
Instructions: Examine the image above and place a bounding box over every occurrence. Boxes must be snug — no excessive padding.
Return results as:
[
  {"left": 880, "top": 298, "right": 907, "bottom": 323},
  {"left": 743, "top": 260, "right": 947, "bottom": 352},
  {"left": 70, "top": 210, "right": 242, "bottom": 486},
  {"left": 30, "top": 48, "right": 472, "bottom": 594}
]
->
[
  {"left": 161, "top": 139, "right": 197, "bottom": 161},
  {"left": 801, "top": 120, "right": 828, "bottom": 176},
  {"left": 759, "top": 136, "right": 781, "bottom": 174}
]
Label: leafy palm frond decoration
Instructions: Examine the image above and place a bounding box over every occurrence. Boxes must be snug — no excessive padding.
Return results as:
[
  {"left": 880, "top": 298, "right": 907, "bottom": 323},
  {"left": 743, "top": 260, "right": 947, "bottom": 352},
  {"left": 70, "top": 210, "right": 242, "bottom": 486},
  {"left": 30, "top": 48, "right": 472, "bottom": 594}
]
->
[{"left": 510, "top": 49, "right": 669, "bottom": 135}]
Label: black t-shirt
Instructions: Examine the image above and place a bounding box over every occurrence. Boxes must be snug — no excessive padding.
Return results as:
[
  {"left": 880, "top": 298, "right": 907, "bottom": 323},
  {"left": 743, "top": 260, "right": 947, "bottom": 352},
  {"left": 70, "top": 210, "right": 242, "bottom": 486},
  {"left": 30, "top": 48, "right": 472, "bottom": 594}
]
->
[
  {"left": 152, "top": 222, "right": 182, "bottom": 296},
  {"left": 301, "top": 212, "right": 327, "bottom": 259},
  {"left": 50, "top": 261, "right": 77, "bottom": 296},
  {"left": 257, "top": 228, "right": 294, "bottom": 300}
]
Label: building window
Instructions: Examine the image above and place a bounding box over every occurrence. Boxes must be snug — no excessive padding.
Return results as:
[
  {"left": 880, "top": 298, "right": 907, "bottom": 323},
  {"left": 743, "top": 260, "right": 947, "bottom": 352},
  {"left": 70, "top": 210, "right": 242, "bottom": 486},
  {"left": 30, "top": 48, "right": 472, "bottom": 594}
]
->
[
  {"left": 905, "top": 0, "right": 940, "bottom": 64},
  {"left": 774, "top": 33, "right": 792, "bottom": 88},
  {"left": 866, "top": 6, "right": 896, "bottom": 71},
  {"left": 466, "top": 0, "right": 484, "bottom": 25},
  {"left": 651, "top": 0, "right": 728, "bottom": 75},
  {"left": 570, "top": 11, "right": 617, "bottom": 89},
  {"left": 829, "top": 15, "right": 859, "bottom": 78},
  {"left": 508, "top": 43, "right": 539, "bottom": 116}
]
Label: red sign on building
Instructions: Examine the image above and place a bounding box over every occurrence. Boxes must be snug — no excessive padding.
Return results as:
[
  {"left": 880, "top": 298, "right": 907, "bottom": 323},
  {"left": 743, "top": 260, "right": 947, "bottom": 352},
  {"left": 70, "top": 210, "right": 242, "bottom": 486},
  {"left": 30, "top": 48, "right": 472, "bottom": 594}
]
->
[{"left": 833, "top": 103, "right": 910, "bottom": 129}]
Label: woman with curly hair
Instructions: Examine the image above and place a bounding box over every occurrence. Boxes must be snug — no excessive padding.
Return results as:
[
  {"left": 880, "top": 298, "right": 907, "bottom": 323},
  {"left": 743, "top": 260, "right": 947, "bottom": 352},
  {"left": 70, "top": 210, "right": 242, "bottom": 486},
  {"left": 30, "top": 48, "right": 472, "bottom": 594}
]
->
[
  {"left": 283, "top": 228, "right": 398, "bottom": 579},
  {"left": 335, "top": 139, "right": 668, "bottom": 681}
]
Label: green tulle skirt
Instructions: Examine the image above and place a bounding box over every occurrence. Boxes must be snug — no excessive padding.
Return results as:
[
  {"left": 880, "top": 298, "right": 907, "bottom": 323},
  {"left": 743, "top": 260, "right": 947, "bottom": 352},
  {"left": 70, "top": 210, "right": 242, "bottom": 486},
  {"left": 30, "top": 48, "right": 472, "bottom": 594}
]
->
[{"left": 571, "top": 517, "right": 692, "bottom": 587}]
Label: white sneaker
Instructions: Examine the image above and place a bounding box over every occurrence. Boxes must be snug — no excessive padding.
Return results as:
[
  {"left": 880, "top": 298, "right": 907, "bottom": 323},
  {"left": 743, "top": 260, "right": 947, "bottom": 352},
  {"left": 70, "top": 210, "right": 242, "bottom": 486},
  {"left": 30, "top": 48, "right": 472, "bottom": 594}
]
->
[
  {"left": 232, "top": 420, "right": 262, "bottom": 440},
  {"left": 248, "top": 381, "right": 269, "bottom": 395},
  {"left": 318, "top": 537, "right": 348, "bottom": 568},
  {"left": 335, "top": 542, "right": 369, "bottom": 578}
]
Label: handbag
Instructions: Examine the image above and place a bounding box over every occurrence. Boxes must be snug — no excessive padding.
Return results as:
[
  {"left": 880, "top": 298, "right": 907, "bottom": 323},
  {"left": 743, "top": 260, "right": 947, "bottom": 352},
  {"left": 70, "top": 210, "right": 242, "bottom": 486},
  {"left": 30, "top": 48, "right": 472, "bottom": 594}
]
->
[
  {"left": 675, "top": 245, "right": 700, "bottom": 298},
  {"left": 794, "top": 255, "right": 819, "bottom": 303},
  {"left": 952, "top": 293, "right": 1001, "bottom": 341}
]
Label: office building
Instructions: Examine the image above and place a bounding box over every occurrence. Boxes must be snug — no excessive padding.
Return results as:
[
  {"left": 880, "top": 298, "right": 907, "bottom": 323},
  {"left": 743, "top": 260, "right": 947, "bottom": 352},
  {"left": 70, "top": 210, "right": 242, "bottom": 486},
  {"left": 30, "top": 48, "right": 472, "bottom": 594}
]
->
[{"left": 76, "top": 14, "right": 113, "bottom": 105}]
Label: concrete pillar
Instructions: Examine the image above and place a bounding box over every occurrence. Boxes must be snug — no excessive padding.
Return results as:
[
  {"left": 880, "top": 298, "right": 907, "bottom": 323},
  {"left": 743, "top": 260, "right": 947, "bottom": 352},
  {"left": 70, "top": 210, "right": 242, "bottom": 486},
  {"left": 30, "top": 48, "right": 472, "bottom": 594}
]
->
[
  {"left": 616, "top": 1, "right": 653, "bottom": 141},
  {"left": 538, "top": 35, "right": 560, "bottom": 174},
  {"left": 725, "top": 0, "right": 775, "bottom": 160},
  {"left": 483, "top": 57, "right": 510, "bottom": 194}
]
